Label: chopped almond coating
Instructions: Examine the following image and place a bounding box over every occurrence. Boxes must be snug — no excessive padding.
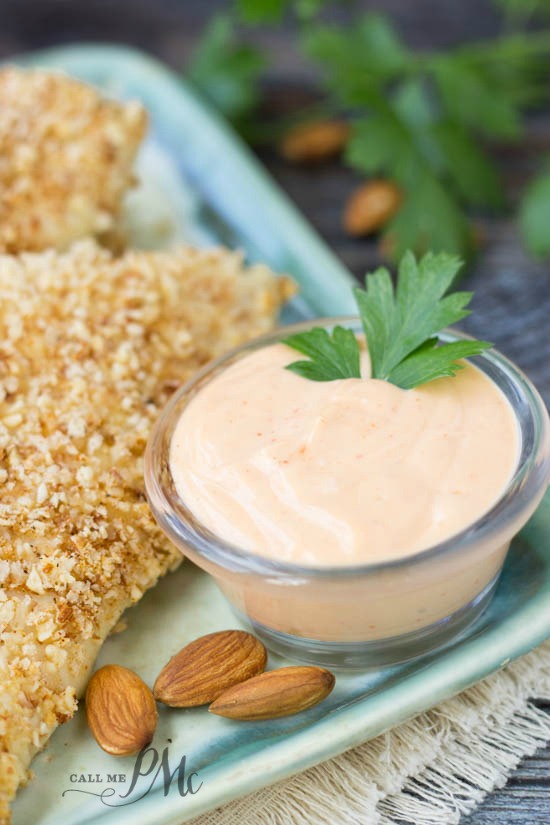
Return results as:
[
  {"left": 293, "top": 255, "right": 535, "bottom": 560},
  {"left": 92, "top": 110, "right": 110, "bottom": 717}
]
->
[
  {"left": 0, "top": 241, "right": 293, "bottom": 823},
  {"left": 0, "top": 67, "right": 146, "bottom": 253}
]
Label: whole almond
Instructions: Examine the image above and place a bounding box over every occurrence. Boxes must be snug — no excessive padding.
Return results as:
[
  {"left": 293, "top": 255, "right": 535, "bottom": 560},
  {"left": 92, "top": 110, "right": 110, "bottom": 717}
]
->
[
  {"left": 344, "top": 179, "right": 402, "bottom": 236},
  {"left": 209, "top": 666, "right": 335, "bottom": 720},
  {"left": 85, "top": 665, "right": 158, "bottom": 756},
  {"left": 280, "top": 120, "right": 349, "bottom": 164},
  {"left": 154, "top": 630, "right": 267, "bottom": 707}
]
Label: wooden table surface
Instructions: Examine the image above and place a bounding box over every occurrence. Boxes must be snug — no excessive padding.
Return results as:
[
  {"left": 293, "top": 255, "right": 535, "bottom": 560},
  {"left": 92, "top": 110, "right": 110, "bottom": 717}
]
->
[{"left": 0, "top": 0, "right": 549, "bottom": 822}]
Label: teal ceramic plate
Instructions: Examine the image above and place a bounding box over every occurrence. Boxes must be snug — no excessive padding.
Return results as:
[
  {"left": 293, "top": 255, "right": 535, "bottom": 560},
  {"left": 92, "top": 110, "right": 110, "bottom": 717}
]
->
[{"left": 10, "top": 45, "right": 550, "bottom": 825}]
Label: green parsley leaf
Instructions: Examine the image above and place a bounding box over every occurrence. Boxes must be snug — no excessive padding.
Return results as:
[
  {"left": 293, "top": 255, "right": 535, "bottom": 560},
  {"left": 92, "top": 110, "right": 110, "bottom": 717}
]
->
[
  {"left": 387, "top": 338, "right": 493, "bottom": 389},
  {"left": 237, "top": 0, "right": 287, "bottom": 23},
  {"left": 188, "top": 16, "right": 265, "bottom": 124},
  {"left": 346, "top": 112, "right": 418, "bottom": 182},
  {"left": 238, "top": 0, "right": 335, "bottom": 21},
  {"left": 303, "top": 13, "right": 408, "bottom": 103},
  {"left": 284, "top": 251, "right": 492, "bottom": 389},
  {"left": 519, "top": 160, "right": 550, "bottom": 257},
  {"left": 432, "top": 58, "right": 522, "bottom": 140},
  {"left": 283, "top": 326, "right": 361, "bottom": 381},
  {"left": 294, "top": 0, "right": 332, "bottom": 20},
  {"left": 432, "top": 121, "right": 504, "bottom": 209},
  {"left": 381, "top": 174, "right": 475, "bottom": 261}
]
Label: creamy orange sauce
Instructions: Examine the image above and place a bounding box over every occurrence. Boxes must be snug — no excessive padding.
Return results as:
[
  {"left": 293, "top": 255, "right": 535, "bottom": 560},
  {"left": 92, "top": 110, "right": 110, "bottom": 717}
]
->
[{"left": 170, "top": 342, "right": 520, "bottom": 567}]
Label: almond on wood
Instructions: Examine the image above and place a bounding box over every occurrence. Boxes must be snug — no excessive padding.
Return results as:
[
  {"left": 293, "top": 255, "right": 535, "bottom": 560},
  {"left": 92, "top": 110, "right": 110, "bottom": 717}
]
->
[
  {"left": 344, "top": 179, "right": 402, "bottom": 236},
  {"left": 279, "top": 120, "right": 350, "bottom": 164}
]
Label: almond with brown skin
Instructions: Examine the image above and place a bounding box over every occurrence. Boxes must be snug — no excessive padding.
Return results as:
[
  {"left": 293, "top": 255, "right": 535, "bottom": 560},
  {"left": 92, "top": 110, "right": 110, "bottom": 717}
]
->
[
  {"left": 86, "top": 664, "right": 158, "bottom": 756},
  {"left": 209, "top": 666, "right": 335, "bottom": 721},
  {"left": 154, "top": 630, "right": 267, "bottom": 707},
  {"left": 280, "top": 120, "right": 350, "bottom": 164},
  {"left": 344, "top": 179, "right": 402, "bottom": 236}
]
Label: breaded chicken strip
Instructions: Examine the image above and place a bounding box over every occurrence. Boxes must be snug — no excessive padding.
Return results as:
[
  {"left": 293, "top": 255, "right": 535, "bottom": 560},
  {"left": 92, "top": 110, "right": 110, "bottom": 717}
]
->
[
  {"left": 0, "top": 241, "right": 293, "bottom": 823},
  {"left": 0, "top": 68, "right": 146, "bottom": 253}
]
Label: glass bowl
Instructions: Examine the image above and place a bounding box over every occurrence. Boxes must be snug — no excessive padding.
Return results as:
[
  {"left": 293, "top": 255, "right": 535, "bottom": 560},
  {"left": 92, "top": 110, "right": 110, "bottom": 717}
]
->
[{"left": 145, "top": 318, "right": 550, "bottom": 668}]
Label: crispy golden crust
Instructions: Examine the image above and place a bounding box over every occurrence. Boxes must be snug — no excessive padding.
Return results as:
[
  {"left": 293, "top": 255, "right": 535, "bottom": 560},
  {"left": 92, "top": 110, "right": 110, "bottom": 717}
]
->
[
  {"left": 0, "top": 68, "right": 146, "bottom": 253},
  {"left": 0, "top": 241, "right": 293, "bottom": 823}
]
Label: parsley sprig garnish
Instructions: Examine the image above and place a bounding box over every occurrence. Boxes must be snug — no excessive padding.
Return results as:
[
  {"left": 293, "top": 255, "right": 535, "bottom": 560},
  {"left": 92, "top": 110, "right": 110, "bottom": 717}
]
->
[
  {"left": 283, "top": 251, "right": 492, "bottom": 390},
  {"left": 278, "top": 325, "right": 361, "bottom": 381}
]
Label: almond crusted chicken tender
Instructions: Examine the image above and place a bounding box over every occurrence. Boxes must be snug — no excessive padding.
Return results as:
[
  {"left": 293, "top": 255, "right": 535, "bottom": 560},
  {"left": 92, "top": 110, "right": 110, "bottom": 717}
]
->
[
  {"left": 0, "top": 241, "right": 293, "bottom": 823},
  {"left": 0, "top": 67, "right": 146, "bottom": 253}
]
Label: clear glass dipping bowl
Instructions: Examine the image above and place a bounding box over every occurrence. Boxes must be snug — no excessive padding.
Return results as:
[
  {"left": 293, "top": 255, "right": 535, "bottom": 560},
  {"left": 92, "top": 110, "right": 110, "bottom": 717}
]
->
[{"left": 145, "top": 319, "right": 550, "bottom": 669}]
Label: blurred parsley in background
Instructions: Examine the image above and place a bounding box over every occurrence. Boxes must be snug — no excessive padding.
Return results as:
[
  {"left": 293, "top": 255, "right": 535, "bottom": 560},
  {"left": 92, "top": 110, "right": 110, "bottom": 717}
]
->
[
  {"left": 187, "top": 0, "right": 550, "bottom": 264},
  {"left": 187, "top": 15, "right": 265, "bottom": 129}
]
